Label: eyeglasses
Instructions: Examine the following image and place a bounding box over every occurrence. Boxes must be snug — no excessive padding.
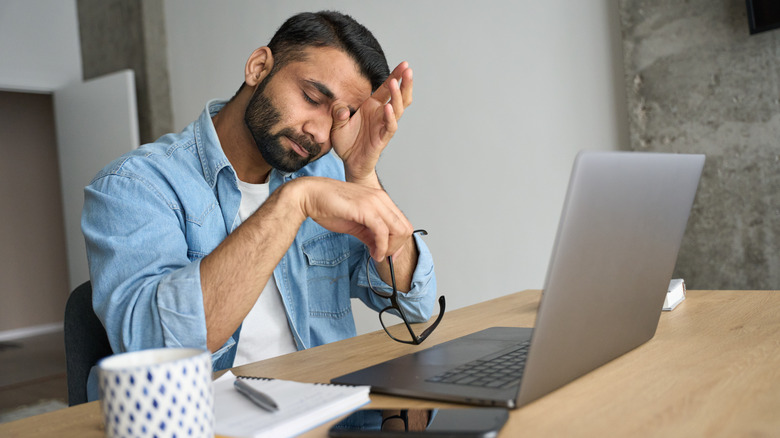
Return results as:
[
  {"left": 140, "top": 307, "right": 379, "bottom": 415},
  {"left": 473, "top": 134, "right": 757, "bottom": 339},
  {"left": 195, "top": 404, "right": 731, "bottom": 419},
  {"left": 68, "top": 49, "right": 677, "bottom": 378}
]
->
[{"left": 366, "top": 229, "right": 446, "bottom": 344}]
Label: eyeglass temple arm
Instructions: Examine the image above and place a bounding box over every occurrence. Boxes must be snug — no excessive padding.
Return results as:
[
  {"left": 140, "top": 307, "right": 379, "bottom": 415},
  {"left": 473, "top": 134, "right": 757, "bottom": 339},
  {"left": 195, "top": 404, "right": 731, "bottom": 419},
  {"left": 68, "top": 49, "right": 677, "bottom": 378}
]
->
[{"left": 416, "top": 295, "right": 446, "bottom": 341}]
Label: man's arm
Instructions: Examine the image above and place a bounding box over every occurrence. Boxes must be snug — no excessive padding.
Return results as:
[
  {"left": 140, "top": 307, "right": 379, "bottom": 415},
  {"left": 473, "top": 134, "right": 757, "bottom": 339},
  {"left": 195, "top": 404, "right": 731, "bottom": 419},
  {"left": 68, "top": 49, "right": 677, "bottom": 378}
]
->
[
  {"left": 84, "top": 166, "right": 416, "bottom": 356},
  {"left": 200, "top": 176, "right": 414, "bottom": 352},
  {"left": 329, "top": 62, "right": 418, "bottom": 292},
  {"left": 83, "top": 172, "right": 207, "bottom": 356}
]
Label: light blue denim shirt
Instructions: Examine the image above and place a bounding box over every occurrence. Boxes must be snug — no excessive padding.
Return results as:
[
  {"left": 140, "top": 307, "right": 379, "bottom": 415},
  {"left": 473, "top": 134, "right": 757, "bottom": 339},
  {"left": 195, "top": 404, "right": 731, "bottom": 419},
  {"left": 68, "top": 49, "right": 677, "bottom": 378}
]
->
[{"left": 82, "top": 100, "right": 436, "bottom": 399}]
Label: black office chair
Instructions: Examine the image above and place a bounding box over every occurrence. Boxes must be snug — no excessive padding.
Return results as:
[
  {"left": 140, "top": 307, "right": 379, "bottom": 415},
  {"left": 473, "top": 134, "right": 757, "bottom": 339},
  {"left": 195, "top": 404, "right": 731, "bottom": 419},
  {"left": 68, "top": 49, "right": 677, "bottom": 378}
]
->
[{"left": 64, "top": 281, "right": 113, "bottom": 406}]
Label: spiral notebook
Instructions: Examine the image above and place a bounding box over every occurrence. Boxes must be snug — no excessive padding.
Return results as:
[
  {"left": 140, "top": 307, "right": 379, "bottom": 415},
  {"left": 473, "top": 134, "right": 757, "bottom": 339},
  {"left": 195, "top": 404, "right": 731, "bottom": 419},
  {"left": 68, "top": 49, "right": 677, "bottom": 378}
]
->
[{"left": 214, "top": 371, "right": 370, "bottom": 438}]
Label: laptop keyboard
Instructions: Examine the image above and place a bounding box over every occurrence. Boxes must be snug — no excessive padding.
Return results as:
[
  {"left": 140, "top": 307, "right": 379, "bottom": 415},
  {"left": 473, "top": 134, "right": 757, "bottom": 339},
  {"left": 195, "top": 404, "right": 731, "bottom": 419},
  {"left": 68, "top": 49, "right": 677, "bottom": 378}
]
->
[{"left": 425, "top": 340, "right": 530, "bottom": 389}]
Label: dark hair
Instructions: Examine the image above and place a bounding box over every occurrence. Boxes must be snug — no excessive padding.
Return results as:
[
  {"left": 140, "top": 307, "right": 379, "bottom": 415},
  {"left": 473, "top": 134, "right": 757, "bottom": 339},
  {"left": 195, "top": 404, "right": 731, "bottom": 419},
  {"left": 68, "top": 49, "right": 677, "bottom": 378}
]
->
[
  {"left": 268, "top": 11, "right": 389, "bottom": 91},
  {"left": 231, "top": 11, "right": 388, "bottom": 100}
]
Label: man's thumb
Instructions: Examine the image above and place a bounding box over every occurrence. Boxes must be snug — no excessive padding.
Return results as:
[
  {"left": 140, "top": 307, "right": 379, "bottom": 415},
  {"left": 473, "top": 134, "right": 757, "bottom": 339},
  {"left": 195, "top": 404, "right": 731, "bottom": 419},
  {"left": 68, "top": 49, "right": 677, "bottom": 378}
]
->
[{"left": 331, "top": 105, "right": 350, "bottom": 131}]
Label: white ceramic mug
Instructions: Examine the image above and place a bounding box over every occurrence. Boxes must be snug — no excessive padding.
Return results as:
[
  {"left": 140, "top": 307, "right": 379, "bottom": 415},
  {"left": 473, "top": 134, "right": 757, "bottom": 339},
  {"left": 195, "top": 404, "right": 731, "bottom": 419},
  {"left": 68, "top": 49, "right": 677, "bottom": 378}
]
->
[{"left": 98, "top": 348, "right": 213, "bottom": 438}]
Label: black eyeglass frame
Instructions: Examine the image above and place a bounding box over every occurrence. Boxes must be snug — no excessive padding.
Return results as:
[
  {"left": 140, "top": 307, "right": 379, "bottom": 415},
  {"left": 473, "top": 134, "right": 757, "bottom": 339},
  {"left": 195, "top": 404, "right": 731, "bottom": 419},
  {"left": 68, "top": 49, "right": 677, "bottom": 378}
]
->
[{"left": 366, "top": 229, "right": 446, "bottom": 345}]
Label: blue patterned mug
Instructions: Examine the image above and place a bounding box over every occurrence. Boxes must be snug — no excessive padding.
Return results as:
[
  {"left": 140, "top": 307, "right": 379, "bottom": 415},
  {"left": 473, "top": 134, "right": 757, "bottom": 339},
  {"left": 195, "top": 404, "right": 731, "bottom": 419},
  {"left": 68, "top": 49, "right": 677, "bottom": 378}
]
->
[{"left": 98, "top": 348, "right": 213, "bottom": 438}]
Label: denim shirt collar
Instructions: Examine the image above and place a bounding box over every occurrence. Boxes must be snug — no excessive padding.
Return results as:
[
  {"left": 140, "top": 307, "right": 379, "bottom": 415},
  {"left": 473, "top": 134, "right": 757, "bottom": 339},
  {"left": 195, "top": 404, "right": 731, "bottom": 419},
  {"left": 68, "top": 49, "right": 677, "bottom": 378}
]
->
[
  {"left": 196, "top": 99, "right": 294, "bottom": 193},
  {"left": 192, "top": 99, "right": 234, "bottom": 189}
]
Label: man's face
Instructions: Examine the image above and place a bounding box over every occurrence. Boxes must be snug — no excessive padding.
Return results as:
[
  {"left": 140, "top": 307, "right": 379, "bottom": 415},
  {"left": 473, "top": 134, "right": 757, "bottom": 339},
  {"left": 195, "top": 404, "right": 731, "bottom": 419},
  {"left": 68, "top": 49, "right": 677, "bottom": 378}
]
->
[{"left": 245, "top": 47, "right": 372, "bottom": 173}]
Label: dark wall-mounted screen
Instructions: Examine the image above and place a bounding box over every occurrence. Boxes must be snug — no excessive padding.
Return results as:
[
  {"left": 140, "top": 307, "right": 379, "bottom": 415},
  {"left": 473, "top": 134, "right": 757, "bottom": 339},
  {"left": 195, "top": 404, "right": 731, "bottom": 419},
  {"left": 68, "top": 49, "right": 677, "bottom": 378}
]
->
[{"left": 747, "top": 0, "right": 780, "bottom": 34}]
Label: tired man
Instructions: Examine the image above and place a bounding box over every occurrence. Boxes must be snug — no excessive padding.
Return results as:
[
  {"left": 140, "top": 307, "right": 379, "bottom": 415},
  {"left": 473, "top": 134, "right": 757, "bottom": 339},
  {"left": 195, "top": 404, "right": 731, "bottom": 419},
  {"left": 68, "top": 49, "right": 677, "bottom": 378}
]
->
[{"left": 82, "top": 11, "right": 437, "bottom": 400}]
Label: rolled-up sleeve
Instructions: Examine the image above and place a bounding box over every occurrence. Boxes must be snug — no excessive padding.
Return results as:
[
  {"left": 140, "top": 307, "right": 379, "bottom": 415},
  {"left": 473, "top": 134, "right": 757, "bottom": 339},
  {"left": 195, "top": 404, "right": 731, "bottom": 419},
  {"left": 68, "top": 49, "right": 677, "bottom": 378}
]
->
[
  {"left": 82, "top": 172, "right": 209, "bottom": 355},
  {"left": 355, "top": 232, "right": 437, "bottom": 322}
]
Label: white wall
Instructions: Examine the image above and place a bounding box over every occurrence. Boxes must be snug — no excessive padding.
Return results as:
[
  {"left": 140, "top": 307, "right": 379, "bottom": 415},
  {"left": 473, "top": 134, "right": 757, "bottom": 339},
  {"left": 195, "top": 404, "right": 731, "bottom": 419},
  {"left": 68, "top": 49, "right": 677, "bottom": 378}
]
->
[
  {"left": 164, "top": 0, "right": 630, "bottom": 334},
  {"left": 0, "top": 0, "right": 82, "bottom": 92}
]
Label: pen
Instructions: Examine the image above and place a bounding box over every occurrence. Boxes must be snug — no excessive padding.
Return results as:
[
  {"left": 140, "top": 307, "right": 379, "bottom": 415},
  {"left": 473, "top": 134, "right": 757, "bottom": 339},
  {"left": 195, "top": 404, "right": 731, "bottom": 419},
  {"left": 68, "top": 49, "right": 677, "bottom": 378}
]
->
[{"left": 234, "top": 379, "right": 279, "bottom": 412}]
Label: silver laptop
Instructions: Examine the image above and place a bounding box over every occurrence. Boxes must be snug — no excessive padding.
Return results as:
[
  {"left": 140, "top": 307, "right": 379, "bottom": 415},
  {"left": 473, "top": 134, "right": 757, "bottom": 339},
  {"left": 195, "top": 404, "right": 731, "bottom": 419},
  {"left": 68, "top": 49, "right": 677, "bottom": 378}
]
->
[{"left": 332, "top": 150, "right": 705, "bottom": 408}]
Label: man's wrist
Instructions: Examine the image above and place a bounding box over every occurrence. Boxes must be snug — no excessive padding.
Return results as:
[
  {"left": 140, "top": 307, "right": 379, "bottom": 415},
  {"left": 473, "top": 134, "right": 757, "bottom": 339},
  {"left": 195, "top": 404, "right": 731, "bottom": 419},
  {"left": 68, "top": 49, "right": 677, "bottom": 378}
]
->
[
  {"left": 345, "top": 168, "right": 382, "bottom": 189},
  {"left": 276, "top": 177, "right": 310, "bottom": 225}
]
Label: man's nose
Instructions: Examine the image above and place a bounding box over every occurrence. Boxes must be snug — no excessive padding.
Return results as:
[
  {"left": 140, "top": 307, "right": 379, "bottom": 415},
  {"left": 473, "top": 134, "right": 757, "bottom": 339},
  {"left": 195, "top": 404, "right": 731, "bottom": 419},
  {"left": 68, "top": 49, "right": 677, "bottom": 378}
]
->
[{"left": 302, "top": 115, "right": 332, "bottom": 145}]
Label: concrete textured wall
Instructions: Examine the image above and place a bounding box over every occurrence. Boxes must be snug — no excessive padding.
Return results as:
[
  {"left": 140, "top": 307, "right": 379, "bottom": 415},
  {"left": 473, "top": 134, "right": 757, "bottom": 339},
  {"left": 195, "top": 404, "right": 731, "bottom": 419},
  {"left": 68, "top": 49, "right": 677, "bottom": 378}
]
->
[
  {"left": 619, "top": 0, "right": 780, "bottom": 290},
  {"left": 77, "top": 0, "right": 172, "bottom": 143}
]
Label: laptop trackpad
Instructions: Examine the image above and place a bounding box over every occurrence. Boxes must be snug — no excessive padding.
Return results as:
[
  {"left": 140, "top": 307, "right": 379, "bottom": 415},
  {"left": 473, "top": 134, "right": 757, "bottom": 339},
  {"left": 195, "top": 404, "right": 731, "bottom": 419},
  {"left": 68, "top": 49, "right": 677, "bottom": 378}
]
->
[{"left": 415, "top": 327, "right": 533, "bottom": 366}]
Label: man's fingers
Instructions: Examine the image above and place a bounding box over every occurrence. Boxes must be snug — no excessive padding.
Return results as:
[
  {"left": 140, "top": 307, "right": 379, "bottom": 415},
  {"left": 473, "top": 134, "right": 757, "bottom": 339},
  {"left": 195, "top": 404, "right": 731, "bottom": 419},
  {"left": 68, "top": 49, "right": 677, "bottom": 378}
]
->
[
  {"left": 372, "top": 61, "right": 409, "bottom": 104},
  {"left": 379, "top": 103, "right": 398, "bottom": 144},
  {"left": 363, "top": 189, "right": 415, "bottom": 262},
  {"left": 388, "top": 78, "right": 405, "bottom": 120},
  {"left": 400, "top": 67, "right": 413, "bottom": 108},
  {"left": 390, "top": 61, "right": 409, "bottom": 79},
  {"left": 365, "top": 189, "right": 413, "bottom": 261},
  {"left": 302, "top": 178, "right": 413, "bottom": 261},
  {"left": 368, "top": 216, "right": 390, "bottom": 262},
  {"left": 378, "top": 194, "right": 414, "bottom": 260}
]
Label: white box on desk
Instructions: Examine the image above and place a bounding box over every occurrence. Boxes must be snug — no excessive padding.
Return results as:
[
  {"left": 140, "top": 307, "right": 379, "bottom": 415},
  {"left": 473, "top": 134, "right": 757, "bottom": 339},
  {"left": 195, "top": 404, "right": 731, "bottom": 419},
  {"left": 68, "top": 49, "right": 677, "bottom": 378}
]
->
[{"left": 663, "top": 279, "right": 686, "bottom": 311}]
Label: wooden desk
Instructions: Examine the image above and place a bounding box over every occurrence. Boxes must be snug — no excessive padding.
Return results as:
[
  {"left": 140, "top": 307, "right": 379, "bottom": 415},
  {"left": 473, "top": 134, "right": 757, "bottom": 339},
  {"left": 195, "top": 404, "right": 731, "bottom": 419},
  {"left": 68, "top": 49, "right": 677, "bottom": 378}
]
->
[{"left": 2, "top": 290, "right": 779, "bottom": 437}]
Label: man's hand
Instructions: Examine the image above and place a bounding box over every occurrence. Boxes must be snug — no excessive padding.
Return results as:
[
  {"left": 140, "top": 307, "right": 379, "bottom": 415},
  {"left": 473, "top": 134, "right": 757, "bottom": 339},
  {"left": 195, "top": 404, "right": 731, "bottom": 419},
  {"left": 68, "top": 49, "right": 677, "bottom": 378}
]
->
[
  {"left": 330, "top": 62, "right": 414, "bottom": 186},
  {"left": 201, "top": 175, "right": 414, "bottom": 351},
  {"left": 292, "top": 177, "right": 413, "bottom": 262}
]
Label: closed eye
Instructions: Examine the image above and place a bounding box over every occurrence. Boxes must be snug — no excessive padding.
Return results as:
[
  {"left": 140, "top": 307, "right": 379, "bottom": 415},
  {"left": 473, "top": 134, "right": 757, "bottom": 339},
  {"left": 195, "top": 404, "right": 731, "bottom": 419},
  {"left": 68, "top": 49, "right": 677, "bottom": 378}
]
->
[{"left": 302, "top": 91, "right": 319, "bottom": 106}]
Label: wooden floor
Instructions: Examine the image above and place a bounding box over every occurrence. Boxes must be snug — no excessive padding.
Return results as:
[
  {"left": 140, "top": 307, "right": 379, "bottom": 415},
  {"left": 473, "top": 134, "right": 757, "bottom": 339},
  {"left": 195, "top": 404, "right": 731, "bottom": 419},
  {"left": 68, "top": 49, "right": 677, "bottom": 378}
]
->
[{"left": 0, "top": 331, "right": 68, "bottom": 422}]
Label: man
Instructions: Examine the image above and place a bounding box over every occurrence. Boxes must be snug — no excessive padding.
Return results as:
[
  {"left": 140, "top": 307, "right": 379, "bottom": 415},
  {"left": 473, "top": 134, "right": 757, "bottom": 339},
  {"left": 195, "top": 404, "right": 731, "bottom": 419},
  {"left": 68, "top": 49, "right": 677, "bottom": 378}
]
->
[{"left": 81, "top": 11, "right": 437, "bottom": 400}]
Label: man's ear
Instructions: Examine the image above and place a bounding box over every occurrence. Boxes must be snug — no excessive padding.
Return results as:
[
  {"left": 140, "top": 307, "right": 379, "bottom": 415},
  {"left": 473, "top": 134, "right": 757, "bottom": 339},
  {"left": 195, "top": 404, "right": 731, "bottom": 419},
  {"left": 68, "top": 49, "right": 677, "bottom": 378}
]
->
[{"left": 245, "top": 47, "right": 274, "bottom": 87}]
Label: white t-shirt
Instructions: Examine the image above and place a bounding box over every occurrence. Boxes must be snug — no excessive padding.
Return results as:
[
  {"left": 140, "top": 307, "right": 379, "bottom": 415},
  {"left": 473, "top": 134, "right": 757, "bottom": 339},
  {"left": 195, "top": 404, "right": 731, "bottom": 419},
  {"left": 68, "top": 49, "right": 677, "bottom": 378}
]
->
[{"left": 231, "top": 179, "right": 297, "bottom": 367}]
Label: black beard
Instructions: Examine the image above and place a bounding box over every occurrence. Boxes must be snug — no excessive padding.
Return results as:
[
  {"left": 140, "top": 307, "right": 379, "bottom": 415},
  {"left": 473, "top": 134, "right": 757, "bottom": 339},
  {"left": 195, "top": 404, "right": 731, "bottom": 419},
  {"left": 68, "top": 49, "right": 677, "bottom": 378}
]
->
[{"left": 244, "top": 84, "right": 321, "bottom": 173}]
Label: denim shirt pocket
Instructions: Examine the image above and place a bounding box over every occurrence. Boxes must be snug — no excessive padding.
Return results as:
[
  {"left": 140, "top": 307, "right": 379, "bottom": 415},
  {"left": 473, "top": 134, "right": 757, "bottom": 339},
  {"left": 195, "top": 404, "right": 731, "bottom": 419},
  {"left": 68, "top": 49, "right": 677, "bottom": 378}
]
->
[
  {"left": 301, "top": 232, "right": 353, "bottom": 319},
  {"left": 184, "top": 199, "right": 226, "bottom": 261}
]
